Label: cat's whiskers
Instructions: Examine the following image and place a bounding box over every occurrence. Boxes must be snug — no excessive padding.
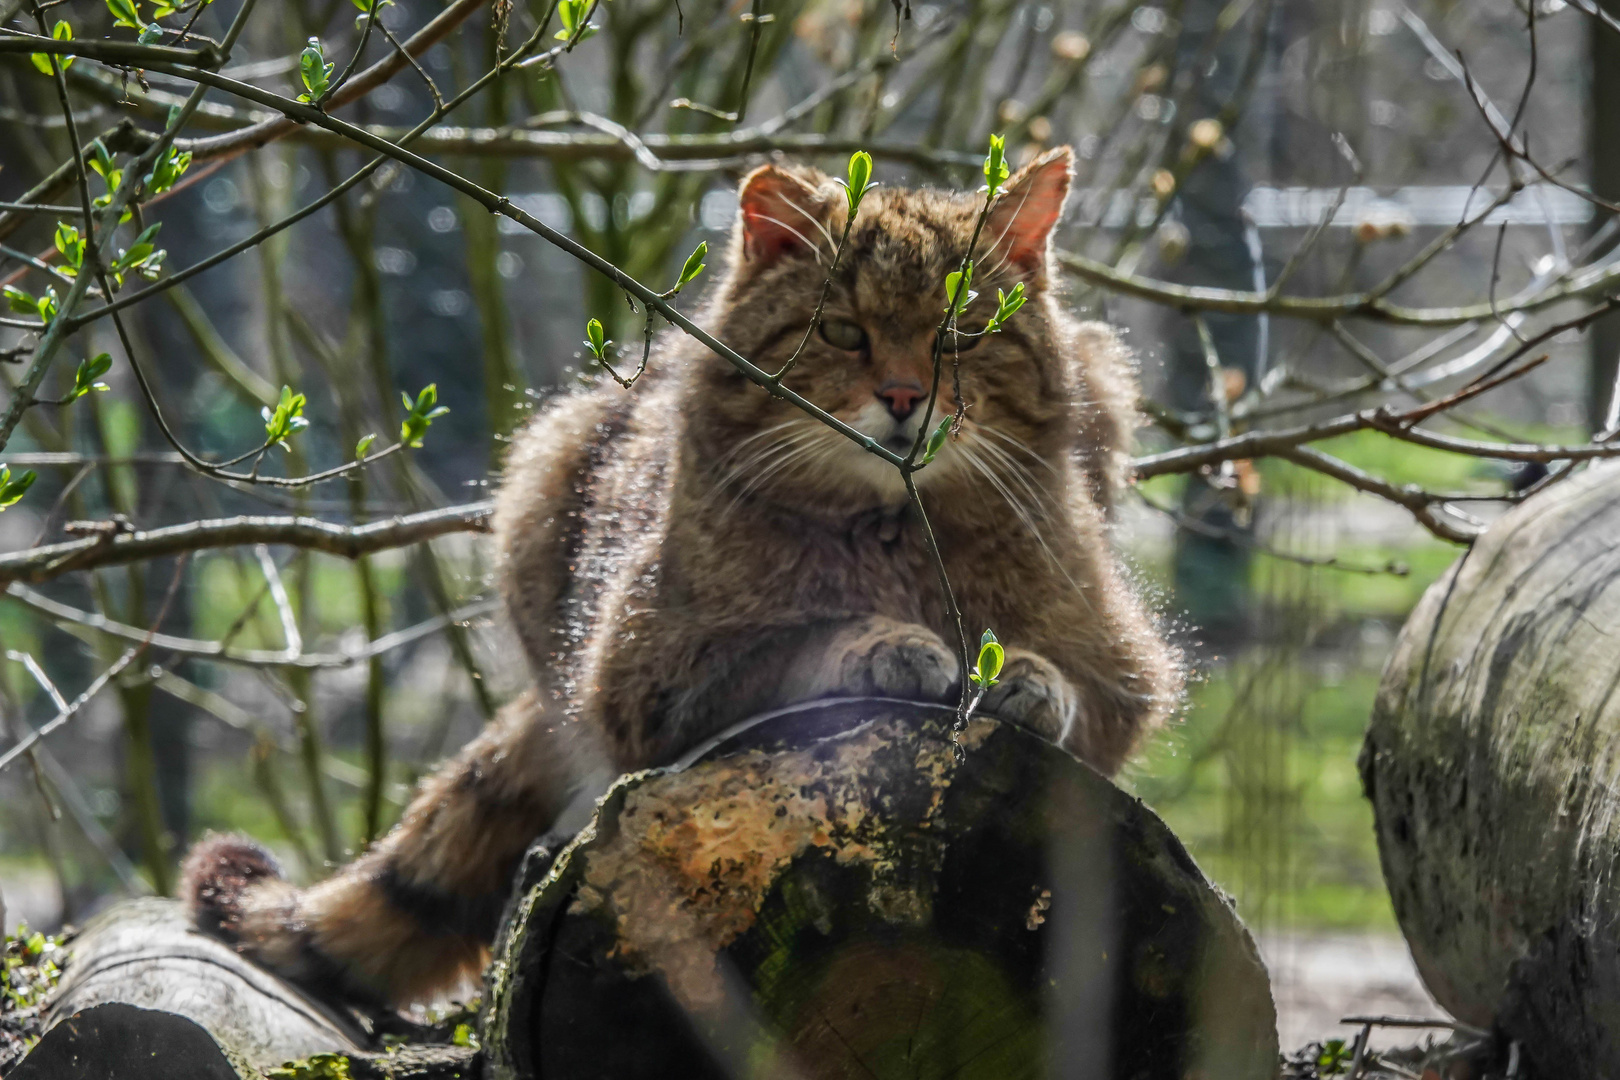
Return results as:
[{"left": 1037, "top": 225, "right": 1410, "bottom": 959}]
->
[
  {"left": 711, "top": 421, "right": 804, "bottom": 475},
  {"left": 771, "top": 190, "right": 839, "bottom": 253},
  {"left": 974, "top": 440, "right": 1053, "bottom": 520},
  {"left": 962, "top": 427, "right": 1054, "bottom": 517},
  {"left": 706, "top": 424, "right": 826, "bottom": 510},
  {"left": 958, "top": 438, "right": 1099, "bottom": 615},
  {"left": 721, "top": 427, "right": 840, "bottom": 518},
  {"left": 976, "top": 425, "right": 1058, "bottom": 475},
  {"left": 958, "top": 442, "right": 1048, "bottom": 536},
  {"left": 749, "top": 212, "right": 826, "bottom": 264},
  {"left": 979, "top": 183, "right": 1037, "bottom": 281}
]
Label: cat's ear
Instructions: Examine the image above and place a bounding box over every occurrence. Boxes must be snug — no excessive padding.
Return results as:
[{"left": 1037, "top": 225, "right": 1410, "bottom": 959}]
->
[
  {"left": 984, "top": 146, "right": 1073, "bottom": 281},
  {"left": 736, "top": 165, "right": 836, "bottom": 269}
]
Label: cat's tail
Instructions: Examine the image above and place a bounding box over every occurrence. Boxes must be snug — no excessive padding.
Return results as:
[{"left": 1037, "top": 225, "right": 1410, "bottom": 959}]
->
[{"left": 180, "top": 692, "right": 603, "bottom": 1005}]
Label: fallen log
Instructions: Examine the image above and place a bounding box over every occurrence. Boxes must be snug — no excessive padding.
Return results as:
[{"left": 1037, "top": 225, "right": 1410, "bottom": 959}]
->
[
  {"left": 1362, "top": 463, "right": 1620, "bottom": 1076},
  {"left": 11, "top": 698, "right": 1276, "bottom": 1078},
  {"left": 8, "top": 898, "right": 472, "bottom": 1079},
  {"left": 484, "top": 698, "right": 1277, "bottom": 1079},
  {"left": 37, "top": 896, "right": 366, "bottom": 1067}
]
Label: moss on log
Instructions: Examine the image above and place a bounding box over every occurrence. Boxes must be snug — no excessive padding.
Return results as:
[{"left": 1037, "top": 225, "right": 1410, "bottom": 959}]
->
[
  {"left": 1363, "top": 464, "right": 1620, "bottom": 1076},
  {"left": 484, "top": 699, "right": 1276, "bottom": 1080}
]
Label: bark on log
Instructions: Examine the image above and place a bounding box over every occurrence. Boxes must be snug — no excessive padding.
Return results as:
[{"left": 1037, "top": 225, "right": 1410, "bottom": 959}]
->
[
  {"left": 1362, "top": 463, "right": 1620, "bottom": 1076},
  {"left": 484, "top": 699, "right": 1277, "bottom": 1080},
  {"left": 11, "top": 898, "right": 473, "bottom": 1079},
  {"left": 41, "top": 896, "right": 366, "bottom": 1069}
]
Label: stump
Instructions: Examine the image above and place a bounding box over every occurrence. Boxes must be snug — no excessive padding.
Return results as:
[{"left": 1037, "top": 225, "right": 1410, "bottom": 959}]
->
[
  {"left": 10, "top": 700, "right": 1276, "bottom": 1079},
  {"left": 1362, "top": 463, "right": 1620, "bottom": 1075},
  {"left": 484, "top": 699, "right": 1276, "bottom": 1080}
]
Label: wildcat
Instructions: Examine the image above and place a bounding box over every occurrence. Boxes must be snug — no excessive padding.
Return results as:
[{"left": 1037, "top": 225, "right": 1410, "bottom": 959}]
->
[{"left": 181, "top": 146, "right": 1180, "bottom": 1006}]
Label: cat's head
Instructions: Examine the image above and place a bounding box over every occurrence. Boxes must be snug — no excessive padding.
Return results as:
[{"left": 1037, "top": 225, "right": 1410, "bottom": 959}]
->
[{"left": 687, "top": 147, "right": 1097, "bottom": 514}]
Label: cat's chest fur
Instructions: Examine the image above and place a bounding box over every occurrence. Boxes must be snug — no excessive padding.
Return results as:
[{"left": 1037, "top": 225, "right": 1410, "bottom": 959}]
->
[{"left": 661, "top": 494, "right": 941, "bottom": 626}]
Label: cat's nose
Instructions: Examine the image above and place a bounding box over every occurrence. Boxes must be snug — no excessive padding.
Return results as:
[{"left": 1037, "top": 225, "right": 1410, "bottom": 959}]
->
[{"left": 876, "top": 380, "right": 925, "bottom": 421}]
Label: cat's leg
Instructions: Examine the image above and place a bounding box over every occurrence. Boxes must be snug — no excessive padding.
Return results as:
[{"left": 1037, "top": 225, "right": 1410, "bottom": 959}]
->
[
  {"left": 589, "top": 613, "right": 961, "bottom": 764},
  {"left": 183, "top": 692, "right": 606, "bottom": 1005},
  {"left": 976, "top": 647, "right": 1081, "bottom": 744},
  {"left": 992, "top": 598, "right": 1177, "bottom": 776},
  {"left": 949, "top": 493, "right": 1179, "bottom": 776},
  {"left": 778, "top": 616, "right": 961, "bottom": 704}
]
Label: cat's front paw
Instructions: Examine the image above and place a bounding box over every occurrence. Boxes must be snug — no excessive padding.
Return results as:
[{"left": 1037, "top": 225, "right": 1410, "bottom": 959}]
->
[
  {"left": 977, "top": 648, "right": 1079, "bottom": 744},
  {"left": 824, "top": 618, "right": 959, "bottom": 702}
]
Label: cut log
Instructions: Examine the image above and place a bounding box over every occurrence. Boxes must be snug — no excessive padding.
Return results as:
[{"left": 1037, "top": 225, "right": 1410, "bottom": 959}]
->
[
  {"left": 10, "top": 700, "right": 1275, "bottom": 1079},
  {"left": 10, "top": 898, "right": 473, "bottom": 1079},
  {"left": 484, "top": 699, "right": 1277, "bottom": 1080},
  {"left": 1362, "top": 463, "right": 1620, "bottom": 1076},
  {"left": 40, "top": 896, "right": 366, "bottom": 1069}
]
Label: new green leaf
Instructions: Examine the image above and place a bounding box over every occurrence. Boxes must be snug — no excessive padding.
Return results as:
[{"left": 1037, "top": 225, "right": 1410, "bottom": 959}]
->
[
  {"left": 984, "top": 282, "right": 1026, "bottom": 333},
  {"left": 1316, "top": 1039, "right": 1350, "bottom": 1076},
  {"left": 672, "top": 241, "right": 707, "bottom": 292},
  {"left": 54, "top": 222, "right": 84, "bottom": 275},
  {"left": 30, "top": 21, "right": 73, "bottom": 75},
  {"left": 984, "top": 133, "right": 1010, "bottom": 197},
  {"left": 355, "top": 433, "right": 376, "bottom": 458},
  {"left": 970, "top": 627, "right": 1003, "bottom": 688},
  {"left": 838, "top": 150, "right": 878, "bottom": 218},
  {"left": 145, "top": 143, "right": 192, "bottom": 195},
  {"left": 67, "top": 353, "right": 113, "bottom": 402},
  {"left": 3, "top": 286, "right": 37, "bottom": 317},
  {"left": 554, "top": 0, "right": 597, "bottom": 41},
  {"left": 298, "top": 37, "right": 334, "bottom": 102},
  {"left": 352, "top": 0, "right": 393, "bottom": 20},
  {"left": 0, "top": 466, "right": 37, "bottom": 510},
  {"left": 400, "top": 384, "right": 449, "bottom": 448},
  {"left": 943, "top": 263, "right": 976, "bottom": 317},
  {"left": 262, "top": 385, "right": 310, "bottom": 451},
  {"left": 107, "top": 0, "right": 143, "bottom": 30},
  {"left": 88, "top": 140, "right": 114, "bottom": 179},
  {"left": 918, "top": 415, "right": 952, "bottom": 466},
  {"left": 583, "top": 318, "right": 611, "bottom": 359}
]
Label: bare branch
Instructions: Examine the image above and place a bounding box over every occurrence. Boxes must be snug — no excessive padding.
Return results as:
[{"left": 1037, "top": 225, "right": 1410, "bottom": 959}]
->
[
  {"left": 0, "top": 502, "right": 493, "bottom": 586},
  {"left": 8, "top": 581, "right": 498, "bottom": 668}
]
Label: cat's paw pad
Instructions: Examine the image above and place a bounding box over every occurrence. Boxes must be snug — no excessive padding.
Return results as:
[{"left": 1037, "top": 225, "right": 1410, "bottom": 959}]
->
[
  {"left": 832, "top": 621, "right": 958, "bottom": 701},
  {"left": 977, "top": 650, "right": 1078, "bottom": 743}
]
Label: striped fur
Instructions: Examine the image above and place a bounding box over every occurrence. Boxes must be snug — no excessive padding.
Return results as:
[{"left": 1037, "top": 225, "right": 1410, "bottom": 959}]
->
[{"left": 182, "top": 149, "right": 1181, "bottom": 1005}]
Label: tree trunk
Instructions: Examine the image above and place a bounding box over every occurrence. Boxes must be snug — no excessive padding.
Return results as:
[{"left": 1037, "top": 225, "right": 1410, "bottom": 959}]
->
[
  {"left": 1362, "top": 463, "right": 1620, "bottom": 1076},
  {"left": 12, "top": 700, "right": 1277, "bottom": 1079},
  {"left": 484, "top": 699, "right": 1276, "bottom": 1080}
]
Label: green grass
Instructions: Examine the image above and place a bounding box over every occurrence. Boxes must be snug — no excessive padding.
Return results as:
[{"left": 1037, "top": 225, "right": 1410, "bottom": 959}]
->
[
  {"left": 1122, "top": 425, "right": 1501, "bottom": 931},
  {"left": 1126, "top": 666, "right": 1401, "bottom": 931}
]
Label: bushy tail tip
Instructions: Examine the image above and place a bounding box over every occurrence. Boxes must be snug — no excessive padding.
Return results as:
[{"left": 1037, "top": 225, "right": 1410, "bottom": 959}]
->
[{"left": 180, "top": 832, "right": 283, "bottom": 940}]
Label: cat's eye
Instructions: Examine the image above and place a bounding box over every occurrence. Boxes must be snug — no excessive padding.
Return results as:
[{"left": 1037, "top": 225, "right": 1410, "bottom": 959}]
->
[
  {"left": 818, "top": 319, "right": 868, "bottom": 352},
  {"left": 938, "top": 328, "right": 983, "bottom": 353}
]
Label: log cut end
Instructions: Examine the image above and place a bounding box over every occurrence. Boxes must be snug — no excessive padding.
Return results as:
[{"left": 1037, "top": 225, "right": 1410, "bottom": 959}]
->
[{"left": 485, "top": 699, "right": 1277, "bottom": 1080}]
